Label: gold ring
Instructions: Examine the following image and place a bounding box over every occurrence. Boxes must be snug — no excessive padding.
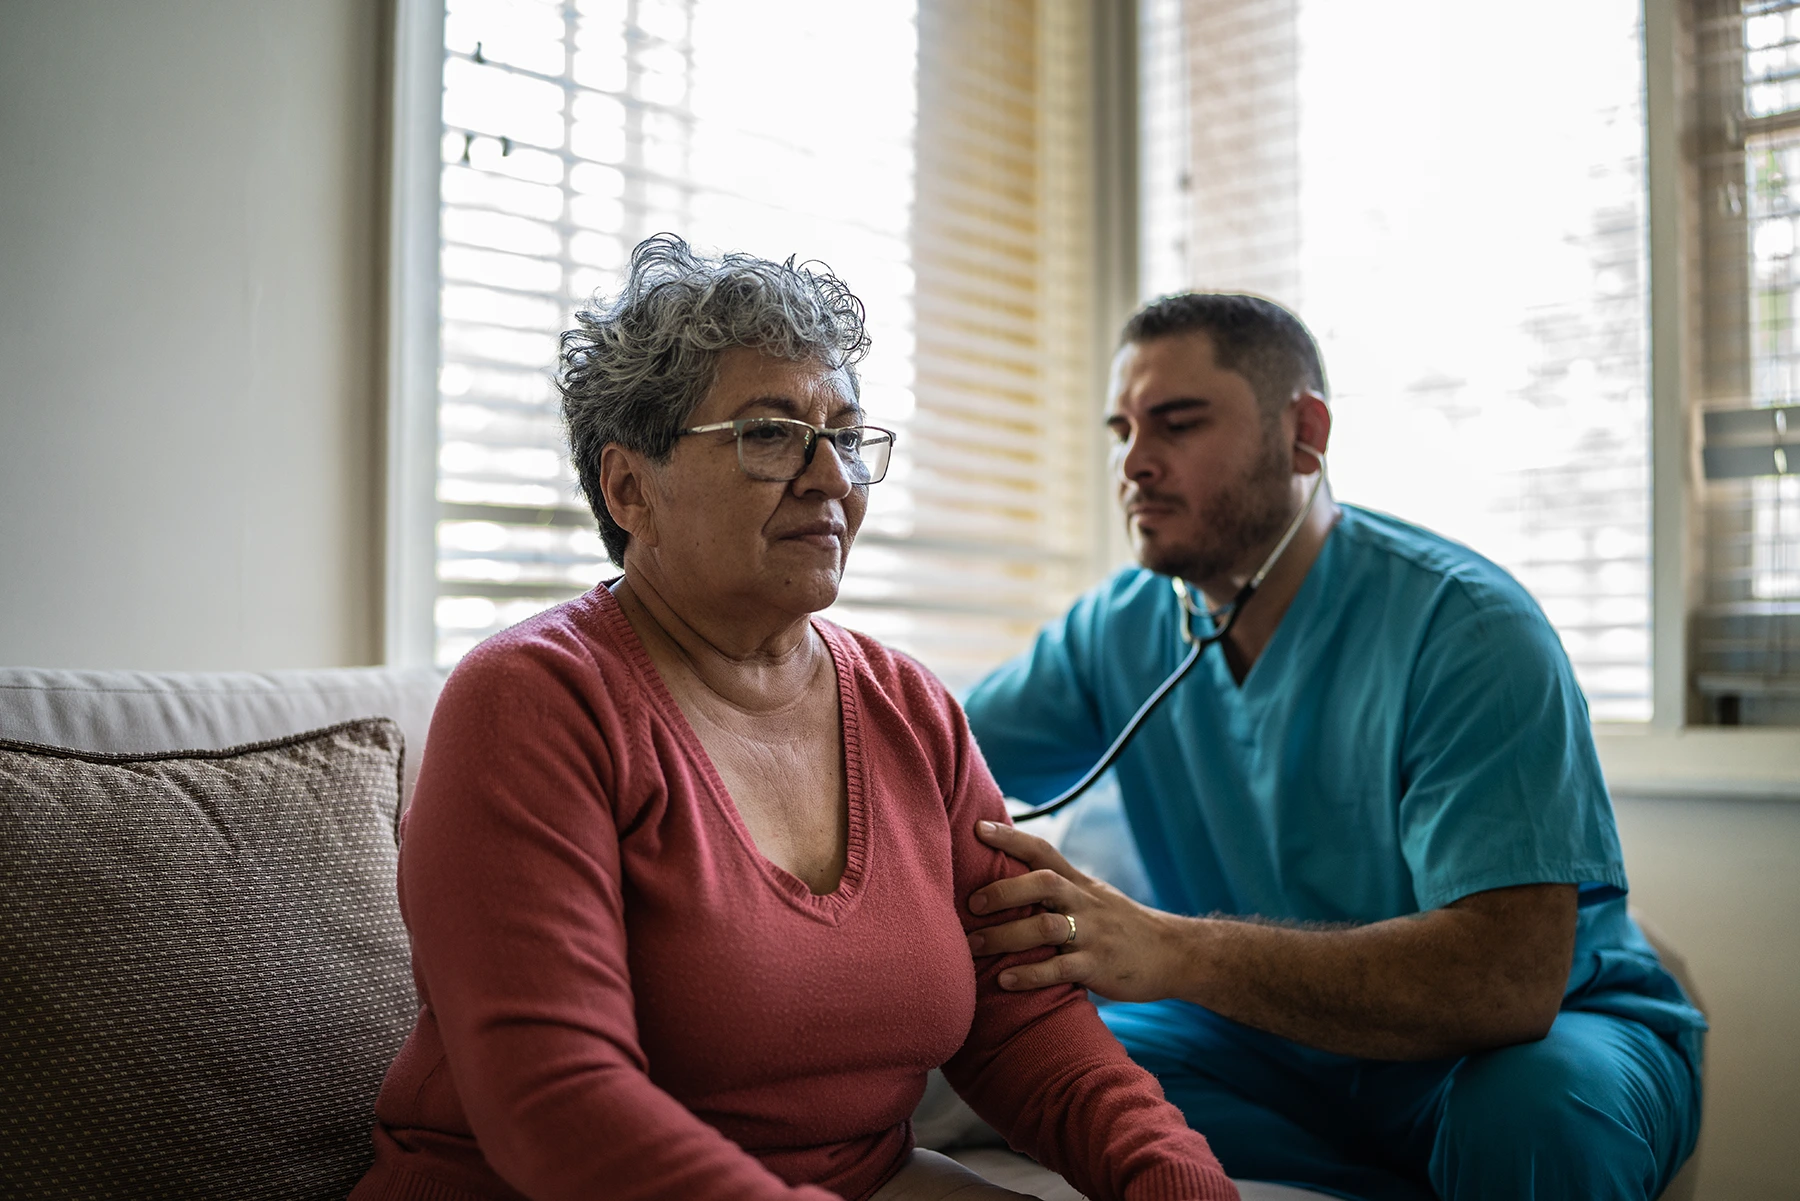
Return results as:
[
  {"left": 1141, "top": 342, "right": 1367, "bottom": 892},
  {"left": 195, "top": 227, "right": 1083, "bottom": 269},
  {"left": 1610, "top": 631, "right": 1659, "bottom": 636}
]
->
[{"left": 1063, "top": 913, "right": 1077, "bottom": 947}]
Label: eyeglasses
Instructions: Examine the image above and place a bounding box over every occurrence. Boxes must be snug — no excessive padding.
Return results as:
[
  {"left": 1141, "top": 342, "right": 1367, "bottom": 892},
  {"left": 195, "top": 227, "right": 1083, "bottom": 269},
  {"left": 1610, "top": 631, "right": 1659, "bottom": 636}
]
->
[{"left": 677, "top": 417, "right": 898, "bottom": 485}]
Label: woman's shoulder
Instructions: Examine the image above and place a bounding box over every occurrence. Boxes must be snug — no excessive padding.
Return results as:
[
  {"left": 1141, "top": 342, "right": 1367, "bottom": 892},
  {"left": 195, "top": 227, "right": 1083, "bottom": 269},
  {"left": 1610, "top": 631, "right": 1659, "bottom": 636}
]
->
[
  {"left": 439, "top": 587, "right": 644, "bottom": 723},
  {"left": 818, "top": 618, "right": 945, "bottom": 695},
  {"left": 814, "top": 619, "right": 967, "bottom": 747},
  {"left": 421, "top": 588, "right": 660, "bottom": 824}
]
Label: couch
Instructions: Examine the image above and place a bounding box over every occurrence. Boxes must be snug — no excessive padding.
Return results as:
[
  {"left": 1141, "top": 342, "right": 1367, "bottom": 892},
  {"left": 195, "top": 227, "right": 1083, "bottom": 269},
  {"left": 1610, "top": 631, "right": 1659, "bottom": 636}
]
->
[{"left": 0, "top": 666, "right": 1695, "bottom": 1200}]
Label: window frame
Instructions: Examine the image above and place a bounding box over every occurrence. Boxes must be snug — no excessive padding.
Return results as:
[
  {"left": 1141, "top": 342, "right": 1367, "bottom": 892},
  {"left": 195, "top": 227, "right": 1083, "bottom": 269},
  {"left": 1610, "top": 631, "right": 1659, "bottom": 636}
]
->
[
  {"left": 1600, "top": 0, "right": 1800, "bottom": 797},
  {"left": 384, "top": 0, "right": 446, "bottom": 669}
]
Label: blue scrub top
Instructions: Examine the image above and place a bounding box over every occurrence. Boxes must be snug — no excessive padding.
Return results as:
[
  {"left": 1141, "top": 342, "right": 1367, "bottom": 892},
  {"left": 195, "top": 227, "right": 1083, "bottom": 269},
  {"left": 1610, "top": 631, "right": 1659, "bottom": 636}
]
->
[{"left": 965, "top": 505, "right": 1705, "bottom": 1061}]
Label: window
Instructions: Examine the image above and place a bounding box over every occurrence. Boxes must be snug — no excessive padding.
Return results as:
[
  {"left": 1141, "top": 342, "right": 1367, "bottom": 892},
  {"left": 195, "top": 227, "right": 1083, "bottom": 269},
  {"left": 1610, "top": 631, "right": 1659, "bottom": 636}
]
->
[
  {"left": 429, "top": 0, "right": 1102, "bottom": 690},
  {"left": 1746, "top": 130, "right": 1800, "bottom": 602},
  {"left": 1139, "top": 0, "right": 1655, "bottom": 721},
  {"left": 1691, "top": 0, "right": 1800, "bottom": 723}
]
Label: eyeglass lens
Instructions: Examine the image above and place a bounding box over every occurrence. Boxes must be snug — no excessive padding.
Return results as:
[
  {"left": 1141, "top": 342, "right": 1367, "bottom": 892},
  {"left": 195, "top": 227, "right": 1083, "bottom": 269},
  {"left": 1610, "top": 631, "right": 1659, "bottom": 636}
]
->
[{"left": 739, "top": 420, "right": 893, "bottom": 484}]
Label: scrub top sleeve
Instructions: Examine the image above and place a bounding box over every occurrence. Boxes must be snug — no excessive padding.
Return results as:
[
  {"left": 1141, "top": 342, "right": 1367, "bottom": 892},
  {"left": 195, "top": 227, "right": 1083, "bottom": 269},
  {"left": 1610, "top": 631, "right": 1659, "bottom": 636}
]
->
[
  {"left": 1396, "top": 581, "right": 1628, "bottom": 913},
  {"left": 963, "top": 586, "right": 1111, "bottom": 805}
]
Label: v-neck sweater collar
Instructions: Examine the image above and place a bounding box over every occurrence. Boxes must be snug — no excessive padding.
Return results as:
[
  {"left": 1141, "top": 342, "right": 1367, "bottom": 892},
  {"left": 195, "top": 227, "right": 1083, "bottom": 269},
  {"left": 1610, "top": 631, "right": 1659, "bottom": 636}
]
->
[{"left": 595, "top": 584, "right": 873, "bottom": 920}]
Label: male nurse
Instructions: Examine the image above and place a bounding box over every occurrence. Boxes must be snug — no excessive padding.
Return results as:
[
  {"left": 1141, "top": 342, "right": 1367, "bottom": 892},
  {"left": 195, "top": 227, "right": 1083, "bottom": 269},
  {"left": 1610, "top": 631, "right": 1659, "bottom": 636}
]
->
[{"left": 961, "top": 294, "right": 1705, "bottom": 1201}]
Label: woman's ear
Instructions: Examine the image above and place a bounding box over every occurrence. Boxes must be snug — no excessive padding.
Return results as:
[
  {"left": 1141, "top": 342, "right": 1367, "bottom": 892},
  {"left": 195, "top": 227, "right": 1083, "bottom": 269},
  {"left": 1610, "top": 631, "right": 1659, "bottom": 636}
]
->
[{"left": 599, "top": 443, "right": 660, "bottom": 549}]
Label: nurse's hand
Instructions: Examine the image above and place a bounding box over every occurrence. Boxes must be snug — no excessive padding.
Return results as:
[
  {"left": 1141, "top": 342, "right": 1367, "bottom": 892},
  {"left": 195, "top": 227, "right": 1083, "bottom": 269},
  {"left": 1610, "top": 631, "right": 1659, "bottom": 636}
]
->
[{"left": 965, "top": 820, "right": 1180, "bottom": 1003}]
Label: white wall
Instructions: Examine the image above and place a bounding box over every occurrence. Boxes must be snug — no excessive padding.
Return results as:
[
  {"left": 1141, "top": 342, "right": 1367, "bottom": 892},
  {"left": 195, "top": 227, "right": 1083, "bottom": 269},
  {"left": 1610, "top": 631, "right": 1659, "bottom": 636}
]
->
[
  {"left": 0, "top": 0, "right": 388, "bottom": 670},
  {"left": 1613, "top": 795, "right": 1800, "bottom": 1201}
]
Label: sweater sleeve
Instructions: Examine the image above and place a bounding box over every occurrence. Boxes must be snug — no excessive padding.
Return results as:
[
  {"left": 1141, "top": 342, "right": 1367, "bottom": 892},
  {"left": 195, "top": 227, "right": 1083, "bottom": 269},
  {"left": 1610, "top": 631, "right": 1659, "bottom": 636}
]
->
[
  {"left": 934, "top": 698, "right": 1237, "bottom": 1201},
  {"left": 399, "top": 632, "right": 836, "bottom": 1201}
]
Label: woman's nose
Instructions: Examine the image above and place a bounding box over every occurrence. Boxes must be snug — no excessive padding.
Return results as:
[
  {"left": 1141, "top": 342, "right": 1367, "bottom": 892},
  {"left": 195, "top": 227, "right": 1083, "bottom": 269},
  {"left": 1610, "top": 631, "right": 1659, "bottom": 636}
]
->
[{"left": 793, "top": 433, "right": 854, "bottom": 498}]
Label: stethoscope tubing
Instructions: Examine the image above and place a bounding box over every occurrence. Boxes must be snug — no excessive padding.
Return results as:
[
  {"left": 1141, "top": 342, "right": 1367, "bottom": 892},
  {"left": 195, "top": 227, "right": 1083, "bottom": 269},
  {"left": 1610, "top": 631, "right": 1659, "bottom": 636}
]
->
[
  {"left": 1010, "top": 451, "right": 1327, "bottom": 823},
  {"left": 1007, "top": 585, "right": 1248, "bottom": 822}
]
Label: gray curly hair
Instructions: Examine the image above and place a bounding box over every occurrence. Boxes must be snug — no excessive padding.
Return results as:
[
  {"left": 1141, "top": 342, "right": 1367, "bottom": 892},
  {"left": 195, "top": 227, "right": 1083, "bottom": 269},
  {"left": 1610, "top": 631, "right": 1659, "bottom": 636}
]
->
[{"left": 559, "top": 233, "right": 872, "bottom": 564}]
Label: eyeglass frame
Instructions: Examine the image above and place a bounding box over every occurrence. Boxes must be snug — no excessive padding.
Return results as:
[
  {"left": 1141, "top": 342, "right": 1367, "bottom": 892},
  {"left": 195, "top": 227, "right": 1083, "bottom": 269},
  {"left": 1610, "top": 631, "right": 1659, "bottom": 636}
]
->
[{"left": 676, "top": 417, "right": 899, "bottom": 484}]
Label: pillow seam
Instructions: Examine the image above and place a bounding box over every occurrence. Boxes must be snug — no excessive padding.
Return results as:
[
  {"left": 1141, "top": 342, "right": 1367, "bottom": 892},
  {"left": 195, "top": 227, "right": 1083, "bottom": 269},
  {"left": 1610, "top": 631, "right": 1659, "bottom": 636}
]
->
[{"left": 0, "top": 716, "right": 401, "bottom": 764}]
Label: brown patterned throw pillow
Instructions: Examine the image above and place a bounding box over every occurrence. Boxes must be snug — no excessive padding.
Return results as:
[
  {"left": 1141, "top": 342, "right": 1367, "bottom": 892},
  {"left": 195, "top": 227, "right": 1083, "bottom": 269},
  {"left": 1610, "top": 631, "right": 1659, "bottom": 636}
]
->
[{"left": 0, "top": 719, "right": 417, "bottom": 1200}]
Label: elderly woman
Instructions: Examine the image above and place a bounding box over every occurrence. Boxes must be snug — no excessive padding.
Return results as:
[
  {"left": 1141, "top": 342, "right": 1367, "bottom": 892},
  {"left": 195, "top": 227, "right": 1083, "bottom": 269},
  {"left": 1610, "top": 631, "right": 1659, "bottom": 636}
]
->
[{"left": 352, "top": 236, "right": 1234, "bottom": 1201}]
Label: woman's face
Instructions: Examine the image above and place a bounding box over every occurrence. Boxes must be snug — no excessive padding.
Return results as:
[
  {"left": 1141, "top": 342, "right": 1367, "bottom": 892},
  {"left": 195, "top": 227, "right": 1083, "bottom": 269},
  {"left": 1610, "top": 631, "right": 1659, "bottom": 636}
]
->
[{"left": 626, "top": 347, "right": 868, "bottom": 620}]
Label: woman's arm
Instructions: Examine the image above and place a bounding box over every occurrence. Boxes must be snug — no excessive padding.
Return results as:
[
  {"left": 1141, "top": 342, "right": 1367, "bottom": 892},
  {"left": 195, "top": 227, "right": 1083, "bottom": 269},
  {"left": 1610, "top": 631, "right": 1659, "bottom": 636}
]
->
[
  {"left": 932, "top": 700, "right": 1237, "bottom": 1201},
  {"left": 401, "top": 635, "right": 836, "bottom": 1201}
]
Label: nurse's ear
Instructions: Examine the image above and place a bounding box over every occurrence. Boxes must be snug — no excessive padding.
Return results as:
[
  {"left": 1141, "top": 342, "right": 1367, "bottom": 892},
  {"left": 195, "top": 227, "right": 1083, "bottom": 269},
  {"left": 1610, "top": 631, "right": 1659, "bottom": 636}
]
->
[{"left": 1288, "top": 391, "right": 1331, "bottom": 476}]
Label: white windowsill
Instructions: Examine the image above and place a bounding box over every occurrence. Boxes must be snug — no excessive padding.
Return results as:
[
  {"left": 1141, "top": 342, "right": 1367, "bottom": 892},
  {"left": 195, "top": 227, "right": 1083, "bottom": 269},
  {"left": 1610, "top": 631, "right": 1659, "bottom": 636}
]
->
[{"left": 1593, "top": 724, "right": 1800, "bottom": 801}]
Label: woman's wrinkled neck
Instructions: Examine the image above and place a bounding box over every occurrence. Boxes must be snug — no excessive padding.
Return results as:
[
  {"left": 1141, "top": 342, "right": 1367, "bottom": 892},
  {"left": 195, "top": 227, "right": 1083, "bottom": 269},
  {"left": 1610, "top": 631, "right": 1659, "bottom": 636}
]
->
[{"left": 612, "top": 567, "right": 825, "bottom": 714}]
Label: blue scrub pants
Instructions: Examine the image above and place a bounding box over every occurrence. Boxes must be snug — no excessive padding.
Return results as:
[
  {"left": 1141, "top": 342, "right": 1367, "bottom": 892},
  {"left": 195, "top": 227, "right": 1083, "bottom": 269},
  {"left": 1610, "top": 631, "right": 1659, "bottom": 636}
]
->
[{"left": 1101, "top": 1000, "right": 1701, "bottom": 1201}]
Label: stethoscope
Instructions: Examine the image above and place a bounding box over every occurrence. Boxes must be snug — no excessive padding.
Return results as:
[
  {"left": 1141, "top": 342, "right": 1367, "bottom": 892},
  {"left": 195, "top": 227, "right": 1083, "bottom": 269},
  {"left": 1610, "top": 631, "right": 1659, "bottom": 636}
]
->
[{"left": 1011, "top": 445, "right": 1329, "bottom": 822}]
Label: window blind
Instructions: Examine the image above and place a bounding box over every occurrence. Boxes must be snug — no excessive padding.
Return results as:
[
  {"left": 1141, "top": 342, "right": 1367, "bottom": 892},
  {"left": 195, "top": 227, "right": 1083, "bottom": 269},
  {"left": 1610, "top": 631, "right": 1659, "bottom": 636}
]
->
[
  {"left": 831, "top": 0, "right": 1101, "bottom": 689},
  {"left": 1139, "top": 0, "right": 1655, "bottom": 722},
  {"left": 1691, "top": 0, "right": 1800, "bottom": 723},
  {"left": 434, "top": 0, "right": 1102, "bottom": 688}
]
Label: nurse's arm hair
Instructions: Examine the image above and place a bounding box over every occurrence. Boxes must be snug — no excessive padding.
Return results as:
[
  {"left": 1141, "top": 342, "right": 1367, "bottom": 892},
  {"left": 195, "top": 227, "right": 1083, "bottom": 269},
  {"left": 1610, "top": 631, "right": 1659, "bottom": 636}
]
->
[{"left": 966, "top": 821, "right": 1578, "bottom": 1062}]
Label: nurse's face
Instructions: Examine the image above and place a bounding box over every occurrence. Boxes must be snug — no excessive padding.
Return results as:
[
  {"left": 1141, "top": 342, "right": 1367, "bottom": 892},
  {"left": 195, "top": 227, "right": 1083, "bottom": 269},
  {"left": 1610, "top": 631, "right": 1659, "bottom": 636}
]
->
[{"left": 1104, "top": 332, "right": 1297, "bottom": 587}]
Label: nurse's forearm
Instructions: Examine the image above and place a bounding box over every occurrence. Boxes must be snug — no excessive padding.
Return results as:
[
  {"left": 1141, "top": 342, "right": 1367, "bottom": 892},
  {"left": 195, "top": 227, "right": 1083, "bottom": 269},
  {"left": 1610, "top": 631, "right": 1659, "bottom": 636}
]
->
[
  {"left": 1158, "top": 882, "right": 1578, "bottom": 1060},
  {"left": 965, "top": 823, "right": 1578, "bottom": 1061}
]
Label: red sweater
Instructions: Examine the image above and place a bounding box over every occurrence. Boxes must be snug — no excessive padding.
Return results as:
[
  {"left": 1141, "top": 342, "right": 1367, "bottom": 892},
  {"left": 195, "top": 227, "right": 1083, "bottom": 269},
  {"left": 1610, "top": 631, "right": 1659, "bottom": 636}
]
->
[{"left": 352, "top": 587, "right": 1234, "bottom": 1201}]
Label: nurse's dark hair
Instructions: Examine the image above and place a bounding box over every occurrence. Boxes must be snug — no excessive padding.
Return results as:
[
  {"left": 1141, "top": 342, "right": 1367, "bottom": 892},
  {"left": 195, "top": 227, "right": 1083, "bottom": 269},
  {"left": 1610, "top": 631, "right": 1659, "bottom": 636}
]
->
[{"left": 1120, "top": 293, "right": 1328, "bottom": 418}]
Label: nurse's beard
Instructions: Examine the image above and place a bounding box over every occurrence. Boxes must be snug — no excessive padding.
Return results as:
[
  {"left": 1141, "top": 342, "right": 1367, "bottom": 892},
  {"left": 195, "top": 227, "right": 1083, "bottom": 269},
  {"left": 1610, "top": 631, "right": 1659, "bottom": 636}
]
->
[{"left": 1135, "top": 428, "right": 1297, "bottom": 587}]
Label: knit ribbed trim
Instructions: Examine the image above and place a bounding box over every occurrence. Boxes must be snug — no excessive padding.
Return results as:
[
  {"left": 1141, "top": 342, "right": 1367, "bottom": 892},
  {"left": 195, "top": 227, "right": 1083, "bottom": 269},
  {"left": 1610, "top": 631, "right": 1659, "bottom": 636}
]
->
[
  {"left": 1135, "top": 1158, "right": 1242, "bottom": 1200},
  {"left": 816, "top": 618, "right": 872, "bottom": 909},
  {"left": 356, "top": 1166, "right": 500, "bottom": 1201}
]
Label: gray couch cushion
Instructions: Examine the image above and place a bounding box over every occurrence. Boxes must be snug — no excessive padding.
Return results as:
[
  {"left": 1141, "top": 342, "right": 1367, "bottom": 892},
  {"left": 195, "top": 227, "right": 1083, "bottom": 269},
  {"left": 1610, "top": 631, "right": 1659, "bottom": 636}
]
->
[
  {"left": 0, "top": 667, "right": 445, "bottom": 805},
  {"left": 0, "top": 719, "right": 417, "bottom": 1200}
]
